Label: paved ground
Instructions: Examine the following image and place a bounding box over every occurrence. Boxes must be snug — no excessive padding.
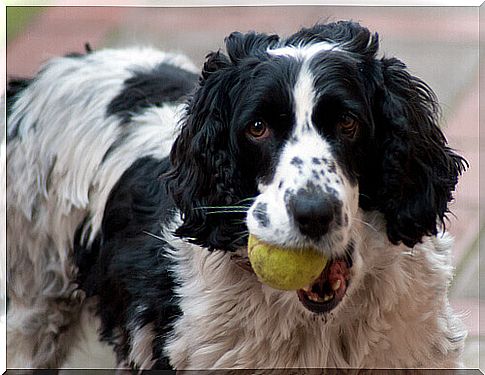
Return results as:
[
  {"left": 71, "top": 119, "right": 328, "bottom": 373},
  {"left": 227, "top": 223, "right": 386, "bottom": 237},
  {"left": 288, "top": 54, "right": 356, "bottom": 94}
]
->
[{"left": 6, "top": 4, "right": 482, "bottom": 370}]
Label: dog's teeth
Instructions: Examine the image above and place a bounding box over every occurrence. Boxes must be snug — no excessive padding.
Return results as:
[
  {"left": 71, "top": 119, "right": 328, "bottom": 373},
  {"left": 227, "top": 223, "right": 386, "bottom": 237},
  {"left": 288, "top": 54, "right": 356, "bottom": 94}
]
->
[
  {"left": 302, "top": 286, "right": 312, "bottom": 292},
  {"left": 308, "top": 294, "right": 320, "bottom": 302},
  {"left": 332, "top": 280, "right": 341, "bottom": 291},
  {"left": 323, "top": 294, "right": 333, "bottom": 302}
]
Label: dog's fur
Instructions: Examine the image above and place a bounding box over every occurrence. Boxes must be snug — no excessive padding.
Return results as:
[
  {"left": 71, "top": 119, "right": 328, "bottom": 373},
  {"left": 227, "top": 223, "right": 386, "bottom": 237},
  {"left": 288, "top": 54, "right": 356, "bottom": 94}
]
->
[{"left": 6, "top": 22, "right": 468, "bottom": 369}]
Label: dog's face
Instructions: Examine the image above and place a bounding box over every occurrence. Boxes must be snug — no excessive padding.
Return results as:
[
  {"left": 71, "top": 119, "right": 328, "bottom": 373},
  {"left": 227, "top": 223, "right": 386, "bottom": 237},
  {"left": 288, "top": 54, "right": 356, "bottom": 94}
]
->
[
  {"left": 167, "top": 22, "right": 466, "bottom": 314},
  {"left": 245, "top": 42, "right": 367, "bottom": 257}
]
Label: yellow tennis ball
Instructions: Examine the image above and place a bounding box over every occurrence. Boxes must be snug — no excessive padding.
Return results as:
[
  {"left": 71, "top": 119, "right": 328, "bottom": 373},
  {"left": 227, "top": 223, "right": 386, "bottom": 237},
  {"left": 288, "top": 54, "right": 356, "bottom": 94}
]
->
[{"left": 247, "top": 235, "right": 328, "bottom": 291}]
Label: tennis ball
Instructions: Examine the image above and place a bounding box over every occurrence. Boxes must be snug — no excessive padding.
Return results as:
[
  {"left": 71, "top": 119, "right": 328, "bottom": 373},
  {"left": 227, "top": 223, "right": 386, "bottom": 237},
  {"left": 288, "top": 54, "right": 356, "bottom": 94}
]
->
[{"left": 247, "top": 235, "right": 328, "bottom": 291}]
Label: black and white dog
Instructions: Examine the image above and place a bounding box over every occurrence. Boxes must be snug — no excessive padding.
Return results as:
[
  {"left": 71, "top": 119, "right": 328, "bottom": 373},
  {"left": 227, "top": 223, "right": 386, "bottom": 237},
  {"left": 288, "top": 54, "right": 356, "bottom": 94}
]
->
[{"left": 6, "top": 21, "right": 468, "bottom": 369}]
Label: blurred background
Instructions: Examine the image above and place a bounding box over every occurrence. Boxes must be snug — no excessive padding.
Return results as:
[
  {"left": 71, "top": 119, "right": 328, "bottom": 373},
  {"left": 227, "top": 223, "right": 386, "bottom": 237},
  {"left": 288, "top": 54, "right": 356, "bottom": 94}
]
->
[{"left": 5, "top": 4, "right": 482, "bottom": 369}]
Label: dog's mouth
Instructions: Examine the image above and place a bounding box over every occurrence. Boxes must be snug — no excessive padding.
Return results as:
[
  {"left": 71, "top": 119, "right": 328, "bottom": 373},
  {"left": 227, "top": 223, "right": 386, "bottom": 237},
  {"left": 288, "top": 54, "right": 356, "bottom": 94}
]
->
[
  {"left": 296, "top": 251, "right": 353, "bottom": 315},
  {"left": 231, "top": 244, "right": 353, "bottom": 315}
]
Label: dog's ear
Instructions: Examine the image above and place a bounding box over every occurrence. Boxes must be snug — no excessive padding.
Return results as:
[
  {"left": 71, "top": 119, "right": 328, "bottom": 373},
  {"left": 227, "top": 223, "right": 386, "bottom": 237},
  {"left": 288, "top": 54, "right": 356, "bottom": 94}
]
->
[
  {"left": 166, "top": 33, "right": 282, "bottom": 251},
  {"left": 224, "top": 31, "right": 279, "bottom": 63},
  {"left": 201, "top": 50, "right": 230, "bottom": 80},
  {"left": 361, "top": 57, "right": 467, "bottom": 247},
  {"left": 165, "top": 51, "right": 249, "bottom": 251}
]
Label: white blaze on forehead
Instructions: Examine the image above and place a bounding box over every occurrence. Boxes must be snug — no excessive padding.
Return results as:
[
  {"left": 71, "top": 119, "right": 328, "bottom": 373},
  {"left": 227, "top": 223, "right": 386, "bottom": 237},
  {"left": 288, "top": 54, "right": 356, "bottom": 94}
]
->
[
  {"left": 267, "top": 41, "right": 341, "bottom": 60},
  {"left": 293, "top": 65, "right": 316, "bottom": 135}
]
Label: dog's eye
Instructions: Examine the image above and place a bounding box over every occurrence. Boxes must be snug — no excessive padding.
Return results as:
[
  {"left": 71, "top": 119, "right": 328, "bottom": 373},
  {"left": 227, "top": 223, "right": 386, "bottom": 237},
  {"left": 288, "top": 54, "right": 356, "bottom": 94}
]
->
[
  {"left": 247, "top": 120, "right": 270, "bottom": 139},
  {"left": 338, "top": 114, "right": 358, "bottom": 138}
]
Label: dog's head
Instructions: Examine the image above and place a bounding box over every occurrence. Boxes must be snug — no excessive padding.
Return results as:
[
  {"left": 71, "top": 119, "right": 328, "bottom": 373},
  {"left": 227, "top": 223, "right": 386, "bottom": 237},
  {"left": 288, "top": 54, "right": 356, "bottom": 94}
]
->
[{"left": 166, "top": 21, "right": 466, "bottom": 314}]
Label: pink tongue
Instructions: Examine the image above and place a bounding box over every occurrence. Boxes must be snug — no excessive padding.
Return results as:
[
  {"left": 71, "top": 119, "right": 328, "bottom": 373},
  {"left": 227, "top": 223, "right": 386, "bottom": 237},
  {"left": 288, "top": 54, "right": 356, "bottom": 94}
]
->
[{"left": 327, "top": 260, "right": 349, "bottom": 299}]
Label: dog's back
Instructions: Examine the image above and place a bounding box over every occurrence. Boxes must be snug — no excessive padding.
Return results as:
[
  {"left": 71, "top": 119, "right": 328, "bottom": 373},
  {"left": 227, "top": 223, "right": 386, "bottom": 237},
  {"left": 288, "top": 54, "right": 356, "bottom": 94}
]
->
[{"left": 6, "top": 47, "right": 198, "bottom": 368}]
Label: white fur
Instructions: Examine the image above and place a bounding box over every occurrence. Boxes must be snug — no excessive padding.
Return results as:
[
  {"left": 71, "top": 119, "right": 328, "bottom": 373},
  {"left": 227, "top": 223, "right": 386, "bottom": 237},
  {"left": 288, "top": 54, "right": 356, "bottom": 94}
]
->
[
  {"left": 268, "top": 42, "right": 341, "bottom": 60},
  {"left": 165, "top": 213, "right": 466, "bottom": 369},
  {"left": 129, "top": 323, "right": 157, "bottom": 369},
  {"left": 0, "top": 139, "right": 5, "bottom": 301},
  {"left": 62, "top": 301, "right": 117, "bottom": 369},
  {"left": 292, "top": 64, "right": 316, "bottom": 133}
]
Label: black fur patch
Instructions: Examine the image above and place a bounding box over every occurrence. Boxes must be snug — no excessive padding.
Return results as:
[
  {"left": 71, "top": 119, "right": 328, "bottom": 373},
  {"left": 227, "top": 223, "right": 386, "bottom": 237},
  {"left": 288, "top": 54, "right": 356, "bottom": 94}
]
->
[
  {"left": 107, "top": 62, "right": 198, "bottom": 123},
  {"left": 253, "top": 202, "right": 269, "bottom": 228},
  {"left": 6, "top": 78, "right": 32, "bottom": 140},
  {"left": 291, "top": 157, "right": 304, "bottom": 167},
  {"left": 74, "top": 156, "right": 179, "bottom": 369}
]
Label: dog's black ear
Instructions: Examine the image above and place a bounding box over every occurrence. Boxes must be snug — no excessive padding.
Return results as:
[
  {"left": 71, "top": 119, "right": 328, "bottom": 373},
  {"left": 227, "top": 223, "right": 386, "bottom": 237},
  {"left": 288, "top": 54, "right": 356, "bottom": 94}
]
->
[
  {"left": 201, "top": 50, "right": 230, "bottom": 80},
  {"left": 224, "top": 31, "right": 279, "bottom": 63},
  {"left": 165, "top": 52, "right": 249, "bottom": 251},
  {"left": 201, "top": 31, "right": 278, "bottom": 77},
  {"left": 166, "top": 33, "right": 283, "bottom": 251},
  {"left": 362, "top": 57, "right": 467, "bottom": 247}
]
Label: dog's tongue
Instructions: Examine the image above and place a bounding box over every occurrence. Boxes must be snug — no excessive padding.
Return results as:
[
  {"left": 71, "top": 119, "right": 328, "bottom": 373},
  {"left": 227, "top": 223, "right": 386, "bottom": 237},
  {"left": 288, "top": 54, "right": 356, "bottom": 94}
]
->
[
  {"left": 326, "top": 260, "right": 348, "bottom": 299},
  {"left": 297, "top": 255, "right": 352, "bottom": 314}
]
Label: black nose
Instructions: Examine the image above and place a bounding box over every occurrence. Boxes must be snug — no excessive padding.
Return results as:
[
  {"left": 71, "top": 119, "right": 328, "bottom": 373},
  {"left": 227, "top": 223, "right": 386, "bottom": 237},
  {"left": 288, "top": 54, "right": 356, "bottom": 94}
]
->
[{"left": 289, "top": 189, "right": 338, "bottom": 240}]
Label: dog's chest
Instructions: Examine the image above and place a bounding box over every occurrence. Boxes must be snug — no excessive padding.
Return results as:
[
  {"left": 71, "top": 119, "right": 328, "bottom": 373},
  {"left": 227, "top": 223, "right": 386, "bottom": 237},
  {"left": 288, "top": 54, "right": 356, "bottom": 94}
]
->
[
  {"left": 163, "top": 230, "right": 465, "bottom": 369},
  {"left": 164, "top": 243, "right": 364, "bottom": 369}
]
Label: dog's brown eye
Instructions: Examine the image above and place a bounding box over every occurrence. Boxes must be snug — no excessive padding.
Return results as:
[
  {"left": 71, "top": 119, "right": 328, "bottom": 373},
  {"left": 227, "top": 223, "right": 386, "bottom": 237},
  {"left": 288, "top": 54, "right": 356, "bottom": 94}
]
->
[
  {"left": 247, "top": 120, "right": 270, "bottom": 139},
  {"left": 338, "top": 114, "right": 358, "bottom": 137}
]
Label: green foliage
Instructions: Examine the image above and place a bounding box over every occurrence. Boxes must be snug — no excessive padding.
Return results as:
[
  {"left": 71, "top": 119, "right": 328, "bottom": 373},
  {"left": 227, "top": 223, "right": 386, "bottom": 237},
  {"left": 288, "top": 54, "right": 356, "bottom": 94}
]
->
[{"left": 7, "top": 6, "right": 45, "bottom": 42}]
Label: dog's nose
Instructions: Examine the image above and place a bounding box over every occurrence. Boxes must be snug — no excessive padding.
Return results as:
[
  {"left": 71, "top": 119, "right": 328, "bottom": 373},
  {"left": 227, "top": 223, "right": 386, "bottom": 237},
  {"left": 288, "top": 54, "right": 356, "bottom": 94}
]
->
[{"left": 289, "top": 189, "right": 338, "bottom": 240}]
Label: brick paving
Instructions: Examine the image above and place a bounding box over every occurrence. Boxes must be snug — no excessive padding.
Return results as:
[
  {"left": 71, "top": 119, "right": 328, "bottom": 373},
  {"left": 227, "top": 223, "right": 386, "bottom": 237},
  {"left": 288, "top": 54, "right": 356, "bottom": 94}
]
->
[{"left": 5, "top": 5, "right": 482, "bottom": 369}]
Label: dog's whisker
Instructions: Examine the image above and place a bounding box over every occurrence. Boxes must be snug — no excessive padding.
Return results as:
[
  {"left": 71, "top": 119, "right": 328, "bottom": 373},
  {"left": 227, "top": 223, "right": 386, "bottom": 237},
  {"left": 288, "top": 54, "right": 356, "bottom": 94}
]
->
[
  {"left": 233, "top": 229, "right": 249, "bottom": 236},
  {"left": 235, "top": 197, "right": 257, "bottom": 204},
  {"left": 193, "top": 205, "right": 251, "bottom": 211},
  {"left": 205, "top": 210, "right": 249, "bottom": 215},
  {"left": 232, "top": 220, "right": 249, "bottom": 225},
  {"left": 351, "top": 217, "right": 378, "bottom": 233},
  {"left": 142, "top": 230, "right": 165, "bottom": 242},
  {"left": 231, "top": 233, "right": 250, "bottom": 246}
]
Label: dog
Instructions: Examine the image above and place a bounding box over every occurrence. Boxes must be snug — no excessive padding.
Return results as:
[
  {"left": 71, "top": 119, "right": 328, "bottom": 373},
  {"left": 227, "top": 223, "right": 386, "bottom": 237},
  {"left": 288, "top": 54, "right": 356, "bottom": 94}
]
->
[{"left": 6, "top": 21, "right": 468, "bottom": 370}]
